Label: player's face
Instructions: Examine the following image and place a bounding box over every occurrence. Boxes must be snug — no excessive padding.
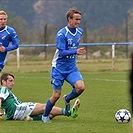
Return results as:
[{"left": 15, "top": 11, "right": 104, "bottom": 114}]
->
[
  {"left": 2, "top": 75, "right": 14, "bottom": 90},
  {"left": 0, "top": 14, "right": 7, "bottom": 28},
  {"left": 68, "top": 13, "right": 81, "bottom": 28}
]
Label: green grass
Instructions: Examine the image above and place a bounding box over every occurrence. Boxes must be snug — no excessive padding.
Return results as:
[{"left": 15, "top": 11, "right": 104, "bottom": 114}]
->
[
  {"left": 0, "top": 59, "right": 132, "bottom": 132},
  {"left": 0, "top": 71, "right": 132, "bottom": 133}
]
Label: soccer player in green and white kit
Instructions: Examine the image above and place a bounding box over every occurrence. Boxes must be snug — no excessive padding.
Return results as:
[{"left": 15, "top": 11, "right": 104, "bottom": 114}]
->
[{"left": 0, "top": 73, "right": 80, "bottom": 121}]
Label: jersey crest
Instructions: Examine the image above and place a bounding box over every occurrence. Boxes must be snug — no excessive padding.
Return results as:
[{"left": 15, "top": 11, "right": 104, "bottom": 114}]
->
[{"left": 1, "top": 34, "right": 6, "bottom": 40}]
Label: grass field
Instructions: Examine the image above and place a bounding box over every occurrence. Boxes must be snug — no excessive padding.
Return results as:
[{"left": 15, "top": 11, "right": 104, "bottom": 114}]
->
[{"left": 0, "top": 59, "right": 132, "bottom": 133}]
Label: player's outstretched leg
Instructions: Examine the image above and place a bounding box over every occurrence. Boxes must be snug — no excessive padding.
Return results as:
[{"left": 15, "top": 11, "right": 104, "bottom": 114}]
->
[{"left": 70, "top": 99, "right": 80, "bottom": 118}]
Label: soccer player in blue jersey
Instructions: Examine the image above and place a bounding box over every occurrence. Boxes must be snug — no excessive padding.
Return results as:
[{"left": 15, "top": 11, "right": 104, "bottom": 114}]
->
[
  {"left": 0, "top": 73, "right": 79, "bottom": 121},
  {"left": 0, "top": 10, "right": 20, "bottom": 72},
  {"left": 42, "top": 7, "right": 86, "bottom": 123}
]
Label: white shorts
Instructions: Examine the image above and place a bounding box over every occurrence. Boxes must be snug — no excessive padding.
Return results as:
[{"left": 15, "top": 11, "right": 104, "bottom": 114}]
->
[{"left": 13, "top": 102, "right": 36, "bottom": 120}]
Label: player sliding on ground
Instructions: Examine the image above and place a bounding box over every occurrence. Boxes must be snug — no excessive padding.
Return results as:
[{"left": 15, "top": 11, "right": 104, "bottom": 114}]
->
[{"left": 0, "top": 73, "right": 80, "bottom": 121}]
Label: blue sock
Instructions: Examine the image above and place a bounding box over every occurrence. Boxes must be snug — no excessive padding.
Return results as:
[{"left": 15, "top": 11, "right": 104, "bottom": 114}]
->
[
  {"left": 65, "top": 88, "right": 80, "bottom": 103},
  {"left": 43, "top": 99, "right": 54, "bottom": 116}
]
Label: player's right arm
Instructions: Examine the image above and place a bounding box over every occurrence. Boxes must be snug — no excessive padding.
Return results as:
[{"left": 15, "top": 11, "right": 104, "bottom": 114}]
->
[
  {"left": 56, "top": 31, "right": 77, "bottom": 56},
  {"left": 0, "top": 87, "right": 10, "bottom": 117},
  {"left": 0, "top": 98, "right": 3, "bottom": 116}
]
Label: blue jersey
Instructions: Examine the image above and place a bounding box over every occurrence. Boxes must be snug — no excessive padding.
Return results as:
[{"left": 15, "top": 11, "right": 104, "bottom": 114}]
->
[
  {"left": 0, "top": 25, "right": 20, "bottom": 66},
  {"left": 52, "top": 26, "right": 83, "bottom": 73}
]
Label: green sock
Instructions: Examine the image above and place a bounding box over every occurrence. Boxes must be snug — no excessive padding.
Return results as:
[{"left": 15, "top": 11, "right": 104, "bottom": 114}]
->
[
  {"left": 62, "top": 108, "right": 66, "bottom": 115},
  {"left": 31, "top": 115, "right": 42, "bottom": 120}
]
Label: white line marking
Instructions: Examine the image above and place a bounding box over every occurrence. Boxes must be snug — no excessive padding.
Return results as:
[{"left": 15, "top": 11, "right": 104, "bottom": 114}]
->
[
  {"left": 90, "top": 78, "right": 128, "bottom": 82},
  {"left": 15, "top": 76, "right": 49, "bottom": 79}
]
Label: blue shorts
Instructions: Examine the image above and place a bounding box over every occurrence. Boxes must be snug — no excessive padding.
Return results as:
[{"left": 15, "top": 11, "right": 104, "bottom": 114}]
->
[{"left": 51, "top": 67, "right": 83, "bottom": 90}]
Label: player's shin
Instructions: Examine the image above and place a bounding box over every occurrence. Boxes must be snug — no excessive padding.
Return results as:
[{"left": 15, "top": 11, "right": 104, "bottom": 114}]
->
[
  {"left": 66, "top": 88, "right": 81, "bottom": 102},
  {"left": 43, "top": 99, "right": 54, "bottom": 117}
]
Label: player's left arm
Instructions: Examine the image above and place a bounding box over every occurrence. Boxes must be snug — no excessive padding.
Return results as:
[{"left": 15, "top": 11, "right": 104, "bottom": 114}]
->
[
  {"left": 59, "top": 49, "right": 77, "bottom": 56},
  {"left": 0, "top": 29, "right": 20, "bottom": 52}
]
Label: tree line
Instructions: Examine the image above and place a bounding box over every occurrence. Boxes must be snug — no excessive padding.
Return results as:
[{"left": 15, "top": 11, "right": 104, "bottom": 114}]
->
[{"left": 0, "top": 0, "right": 132, "bottom": 44}]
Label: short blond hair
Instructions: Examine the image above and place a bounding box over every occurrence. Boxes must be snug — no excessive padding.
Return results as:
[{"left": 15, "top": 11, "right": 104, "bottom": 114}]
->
[
  {"left": 0, "top": 10, "right": 8, "bottom": 18},
  {"left": 66, "top": 7, "right": 81, "bottom": 21}
]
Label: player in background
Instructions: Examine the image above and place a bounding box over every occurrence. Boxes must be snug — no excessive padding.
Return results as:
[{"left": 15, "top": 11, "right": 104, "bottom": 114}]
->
[
  {"left": 0, "top": 73, "right": 80, "bottom": 121},
  {"left": 128, "top": 42, "right": 133, "bottom": 133},
  {"left": 42, "top": 7, "right": 86, "bottom": 123},
  {"left": 130, "top": 46, "right": 133, "bottom": 113},
  {"left": 130, "top": 45, "right": 133, "bottom": 133},
  {"left": 0, "top": 10, "right": 20, "bottom": 72}
]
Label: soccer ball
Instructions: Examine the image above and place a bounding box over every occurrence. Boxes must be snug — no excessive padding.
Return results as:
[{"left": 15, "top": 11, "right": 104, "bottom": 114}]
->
[{"left": 115, "top": 109, "right": 131, "bottom": 123}]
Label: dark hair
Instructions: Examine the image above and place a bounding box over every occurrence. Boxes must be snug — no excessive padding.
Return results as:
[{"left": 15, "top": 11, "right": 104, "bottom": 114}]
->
[
  {"left": 0, "top": 73, "right": 14, "bottom": 85},
  {"left": 66, "top": 7, "right": 82, "bottom": 21}
]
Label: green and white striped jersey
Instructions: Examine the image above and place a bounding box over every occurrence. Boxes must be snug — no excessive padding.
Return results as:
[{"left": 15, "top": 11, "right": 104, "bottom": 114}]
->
[{"left": 0, "top": 86, "right": 21, "bottom": 120}]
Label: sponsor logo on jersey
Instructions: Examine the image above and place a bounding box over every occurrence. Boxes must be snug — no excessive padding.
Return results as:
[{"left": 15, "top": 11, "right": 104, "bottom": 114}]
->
[
  {"left": 1, "top": 34, "right": 6, "bottom": 40},
  {"left": 76, "top": 38, "right": 80, "bottom": 42},
  {"left": 67, "top": 38, "right": 73, "bottom": 45}
]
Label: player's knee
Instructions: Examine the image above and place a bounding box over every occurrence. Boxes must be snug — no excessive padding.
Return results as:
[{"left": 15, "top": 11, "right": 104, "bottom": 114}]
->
[
  {"left": 77, "top": 85, "right": 85, "bottom": 93},
  {"left": 79, "top": 86, "right": 85, "bottom": 93},
  {"left": 75, "top": 81, "right": 85, "bottom": 93},
  {"left": 52, "top": 94, "right": 60, "bottom": 101}
]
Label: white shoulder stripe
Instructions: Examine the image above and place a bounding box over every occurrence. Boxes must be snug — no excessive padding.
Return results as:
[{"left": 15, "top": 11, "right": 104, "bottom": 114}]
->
[
  {"left": 1, "top": 86, "right": 6, "bottom": 93},
  {"left": 65, "top": 26, "right": 82, "bottom": 36},
  {"left": 0, "top": 87, "right": 9, "bottom": 100},
  {"left": 76, "top": 28, "right": 82, "bottom": 35},
  {"left": 52, "top": 49, "right": 59, "bottom": 67},
  {"left": 5, "top": 29, "right": 10, "bottom": 35},
  {"left": 0, "top": 25, "right": 7, "bottom": 33},
  {"left": 65, "top": 26, "right": 69, "bottom": 37}
]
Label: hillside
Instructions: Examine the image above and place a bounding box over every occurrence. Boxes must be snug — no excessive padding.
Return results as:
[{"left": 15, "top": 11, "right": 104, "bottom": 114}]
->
[{"left": 0, "top": 0, "right": 132, "bottom": 30}]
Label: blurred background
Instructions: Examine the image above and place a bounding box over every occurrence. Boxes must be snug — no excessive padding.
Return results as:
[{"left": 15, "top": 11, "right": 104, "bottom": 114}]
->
[
  {"left": 0, "top": 0, "right": 132, "bottom": 43},
  {"left": 0, "top": 0, "right": 133, "bottom": 72}
]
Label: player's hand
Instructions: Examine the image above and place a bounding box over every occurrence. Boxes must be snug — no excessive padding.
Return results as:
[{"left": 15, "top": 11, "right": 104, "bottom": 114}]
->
[
  {"left": 0, "top": 112, "right": 3, "bottom": 116},
  {"left": 0, "top": 109, "right": 3, "bottom": 118},
  {"left": 77, "top": 47, "right": 86, "bottom": 55},
  {"left": 0, "top": 46, "right": 2, "bottom": 52},
  {"left": 0, "top": 46, "right": 5, "bottom": 52}
]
